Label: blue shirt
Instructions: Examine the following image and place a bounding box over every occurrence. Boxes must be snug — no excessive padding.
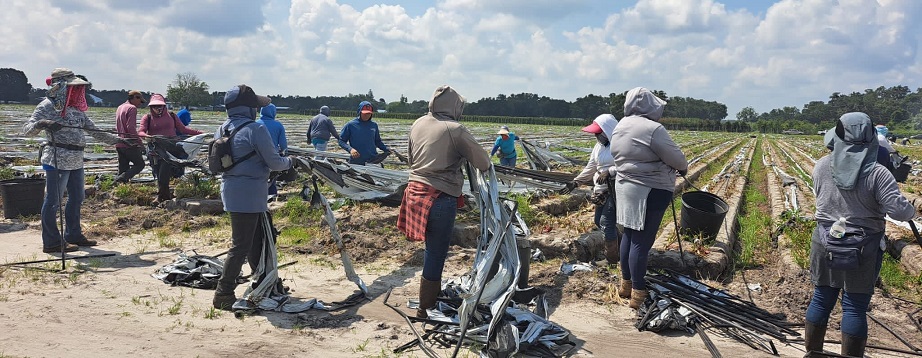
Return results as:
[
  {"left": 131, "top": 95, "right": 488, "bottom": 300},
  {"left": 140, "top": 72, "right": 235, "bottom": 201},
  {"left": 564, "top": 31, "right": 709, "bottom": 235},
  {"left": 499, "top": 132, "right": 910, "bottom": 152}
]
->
[
  {"left": 490, "top": 133, "right": 518, "bottom": 158},
  {"left": 255, "top": 104, "right": 287, "bottom": 154},
  {"left": 338, "top": 118, "right": 388, "bottom": 164}
]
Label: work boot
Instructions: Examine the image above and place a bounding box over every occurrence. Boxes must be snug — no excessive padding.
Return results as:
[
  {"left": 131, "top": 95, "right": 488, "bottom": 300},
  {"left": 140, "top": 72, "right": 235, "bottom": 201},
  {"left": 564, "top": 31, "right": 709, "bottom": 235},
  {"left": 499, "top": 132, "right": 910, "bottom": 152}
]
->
[
  {"left": 617, "top": 279, "right": 632, "bottom": 299},
  {"left": 840, "top": 333, "right": 866, "bottom": 358},
  {"left": 416, "top": 277, "right": 441, "bottom": 318},
  {"left": 803, "top": 321, "right": 826, "bottom": 357},
  {"left": 213, "top": 293, "right": 237, "bottom": 311},
  {"left": 605, "top": 239, "right": 620, "bottom": 264},
  {"left": 628, "top": 289, "right": 648, "bottom": 310}
]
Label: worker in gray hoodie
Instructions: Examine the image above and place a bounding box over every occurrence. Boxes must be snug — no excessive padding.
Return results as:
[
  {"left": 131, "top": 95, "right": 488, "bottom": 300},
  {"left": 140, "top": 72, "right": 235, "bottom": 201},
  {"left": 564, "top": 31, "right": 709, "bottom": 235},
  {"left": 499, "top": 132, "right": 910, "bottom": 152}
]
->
[
  {"left": 609, "top": 87, "right": 687, "bottom": 310},
  {"left": 307, "top": 106, "right": 340, "bottom": 159}
]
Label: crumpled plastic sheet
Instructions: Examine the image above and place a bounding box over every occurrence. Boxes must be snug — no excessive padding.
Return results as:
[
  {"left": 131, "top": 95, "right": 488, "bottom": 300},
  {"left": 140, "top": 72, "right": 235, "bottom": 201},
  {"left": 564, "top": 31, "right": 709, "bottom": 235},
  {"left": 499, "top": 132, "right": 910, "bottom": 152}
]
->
[{"left": 559, "top": 261, "right": 593, "bottom": 275}]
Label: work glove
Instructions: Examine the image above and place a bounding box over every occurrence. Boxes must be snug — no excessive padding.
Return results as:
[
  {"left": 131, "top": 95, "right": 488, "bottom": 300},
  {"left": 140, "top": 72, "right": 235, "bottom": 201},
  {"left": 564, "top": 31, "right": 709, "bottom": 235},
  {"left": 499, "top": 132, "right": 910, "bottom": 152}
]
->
[
  {"left": 286, "top": 155, "right": 300, "bottom": 171},
  {"left": 595, "top": 171, "right": 610, "bottom": 185},
  {"left": 677, "top": 169, "right": 688, "bottom": 177},
  {"left": 559, "top": 181, "right": 578, "bottom": 195},
  {"left": 36, "top": 119, "right": 63, "bottom": 132}
]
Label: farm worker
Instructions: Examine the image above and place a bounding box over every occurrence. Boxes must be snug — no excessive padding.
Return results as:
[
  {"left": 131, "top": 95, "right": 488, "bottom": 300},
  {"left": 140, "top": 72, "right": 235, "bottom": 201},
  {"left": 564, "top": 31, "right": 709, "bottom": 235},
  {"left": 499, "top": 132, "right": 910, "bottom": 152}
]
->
[
  {"left": 137, "top": 94, "right": 203, "bottom": 203},
  {"left": 113, "top": 90, "right": 147, "bottom": 183},
  {"left": 338, "top": 101, "right": 389, "bottom": 165},
  {"left": 23, "top": 68, "right": 127, "bottom": 253},
  {"left": 256, "top": 103, "right": 288, "bottom": 196},
  {"left": 874, "top": 124, "right": 899, "bottom": 170},
  {"left": 490, "top": 125, "right": 519, "bottom": 167},
  {"left": 565, "top": 114, "right": 620, "bottom": 264},
  {"left": 307, "top": 105, "right": 341, "bottom": 159},
  {"left": 398, "top": 85, "right": 491, "bottom": 318},
  {"left": 213, "top": 85, "right": 295, "bottom": 310},
  {"left": 806, "top": 113, "right": 915, "bottom": 357},
  {"left": 609, "top": 87, "right": 687, "bottom": 310},
  {"left": 175, "top": 107, "right": 192, "bottom": 135}
]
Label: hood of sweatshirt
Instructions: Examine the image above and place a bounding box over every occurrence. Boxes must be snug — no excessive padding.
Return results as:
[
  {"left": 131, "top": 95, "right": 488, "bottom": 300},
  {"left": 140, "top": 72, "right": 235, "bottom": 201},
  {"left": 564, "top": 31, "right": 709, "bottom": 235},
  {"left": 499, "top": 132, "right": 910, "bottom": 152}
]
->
[
  {"left": 356, "top": 100, "right": 374, "bottom": 120},
  {"left": 259, "top": 103, "right": 277, "bottom": 121},
  {"left": 428, "top": 85, "right": 464, "bottom": 121}
]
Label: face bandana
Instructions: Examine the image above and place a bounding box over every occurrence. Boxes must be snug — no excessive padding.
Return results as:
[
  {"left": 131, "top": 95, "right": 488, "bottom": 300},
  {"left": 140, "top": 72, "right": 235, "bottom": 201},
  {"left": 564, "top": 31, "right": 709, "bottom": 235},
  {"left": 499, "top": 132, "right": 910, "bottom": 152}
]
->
[{"left": 595, "top": 132, "right": 610, "bottom": 147}]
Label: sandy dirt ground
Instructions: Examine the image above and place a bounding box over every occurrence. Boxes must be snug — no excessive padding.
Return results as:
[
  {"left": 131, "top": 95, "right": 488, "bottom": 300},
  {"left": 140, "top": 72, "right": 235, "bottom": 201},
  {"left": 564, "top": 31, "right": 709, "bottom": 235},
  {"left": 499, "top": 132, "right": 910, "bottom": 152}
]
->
[{"left": 0, "top": 219, "right": 817, "bottom": 358}]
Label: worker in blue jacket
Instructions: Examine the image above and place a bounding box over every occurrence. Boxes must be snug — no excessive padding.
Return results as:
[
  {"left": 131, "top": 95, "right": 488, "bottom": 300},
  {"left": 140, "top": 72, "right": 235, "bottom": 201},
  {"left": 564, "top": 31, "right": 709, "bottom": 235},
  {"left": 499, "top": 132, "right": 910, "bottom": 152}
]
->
[{"left": 338, "top": 100, "right": 389, "bottom": 165}]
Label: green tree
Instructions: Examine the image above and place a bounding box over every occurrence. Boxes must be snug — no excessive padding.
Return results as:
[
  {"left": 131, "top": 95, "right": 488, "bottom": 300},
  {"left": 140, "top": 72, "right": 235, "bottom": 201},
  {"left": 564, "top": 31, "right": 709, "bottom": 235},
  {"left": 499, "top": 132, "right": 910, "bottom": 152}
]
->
[
  {"left": 736, "top": 106, "right": 757, "bottom": 121},
  {"left": 166, "top": 72, "right": 211, "bottom": 108},
  {"left": 0, "top": 68, "right": 32, "bottom": 102}
]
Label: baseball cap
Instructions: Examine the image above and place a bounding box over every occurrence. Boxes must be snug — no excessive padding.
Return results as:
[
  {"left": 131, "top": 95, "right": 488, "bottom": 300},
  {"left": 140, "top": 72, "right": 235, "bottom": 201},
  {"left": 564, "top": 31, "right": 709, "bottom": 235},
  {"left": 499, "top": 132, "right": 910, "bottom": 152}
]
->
[{"left": 581, "top": 122, "right": 603, "bottom": 134}]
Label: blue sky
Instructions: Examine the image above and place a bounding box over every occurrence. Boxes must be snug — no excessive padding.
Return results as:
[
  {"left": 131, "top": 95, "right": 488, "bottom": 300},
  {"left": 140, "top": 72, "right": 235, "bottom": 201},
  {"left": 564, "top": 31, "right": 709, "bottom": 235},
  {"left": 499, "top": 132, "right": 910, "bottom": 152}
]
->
[{"left": 2, "top": 0, "right": 920, "bottom": 119}]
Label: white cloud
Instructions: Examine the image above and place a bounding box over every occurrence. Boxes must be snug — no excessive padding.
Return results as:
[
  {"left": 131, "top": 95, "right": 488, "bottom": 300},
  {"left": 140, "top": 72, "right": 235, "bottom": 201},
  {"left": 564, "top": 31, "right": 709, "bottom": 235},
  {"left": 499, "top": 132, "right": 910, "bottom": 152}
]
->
[{"left": 3, "top": 0, "right": 921, "bottom": 117}]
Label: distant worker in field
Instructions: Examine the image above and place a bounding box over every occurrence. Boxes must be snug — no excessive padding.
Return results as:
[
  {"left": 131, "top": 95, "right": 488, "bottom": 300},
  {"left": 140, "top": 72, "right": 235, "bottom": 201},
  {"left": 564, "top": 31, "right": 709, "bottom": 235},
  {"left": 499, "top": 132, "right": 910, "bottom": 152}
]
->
[
  {"left": 398, "top": 85, "right": 492, "bottom": 318},
  {"left": 806, "top": 113, "right": 915, "bottom": 357},
  {"left": 114, "top": 90, "right": 146, "bottom": 184},
  {"left": 256, "top": 103, "right": 288, "bottom": 196},
  {"left": 874, "top": 124, "right": 898, "bottom": 171},
  {"left": 175, "top": 107, "right": 192, "bottom": 136},
  {"left": 138, "top": 94, "right": 204, "bottom": 203},
  {"left": 338, "top": 101, "right": 389, "bottom": 165},
  {"left": 565, "top": 114, "right": 620, "bottom": 264},
  {"left": 490, "top": 125, "right": 519, "bottom": 167},
  {"left": 24, "top": 68, "right": 127, "bottom": 253},
  {"left": 610, "top": 87, "right": 687, "bottom": 310},
  {"left": 307, "top": 105, "right": 340, "bottom": 159}
]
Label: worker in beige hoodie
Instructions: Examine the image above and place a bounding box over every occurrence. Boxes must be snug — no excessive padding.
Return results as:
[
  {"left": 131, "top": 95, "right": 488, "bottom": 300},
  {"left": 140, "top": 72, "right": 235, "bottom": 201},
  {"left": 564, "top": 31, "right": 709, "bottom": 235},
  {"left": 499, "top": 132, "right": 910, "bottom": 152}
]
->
[{"left": 397, "top": 85, "right": 492, "bottom": 318}]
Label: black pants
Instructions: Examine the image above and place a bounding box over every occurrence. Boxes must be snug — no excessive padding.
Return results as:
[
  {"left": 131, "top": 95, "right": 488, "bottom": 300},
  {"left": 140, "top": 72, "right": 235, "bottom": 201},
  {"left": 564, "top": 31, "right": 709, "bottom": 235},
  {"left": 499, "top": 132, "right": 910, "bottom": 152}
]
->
[
  {"left": 115, "top": 147, "right": 145, "bottom": 183},
  {"left": 155, "top": 161, "right": 173, "bottom": 201},
  {"left": 216, "top": 212, "right": 267, "bottom": 296}
]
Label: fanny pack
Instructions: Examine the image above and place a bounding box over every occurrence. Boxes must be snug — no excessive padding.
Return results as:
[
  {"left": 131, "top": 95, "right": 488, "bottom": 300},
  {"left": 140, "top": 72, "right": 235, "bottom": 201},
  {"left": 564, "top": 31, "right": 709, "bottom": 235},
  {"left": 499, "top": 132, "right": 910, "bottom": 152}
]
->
[{"left": 821, "top": 224, "right": 878, "bottom": 271}]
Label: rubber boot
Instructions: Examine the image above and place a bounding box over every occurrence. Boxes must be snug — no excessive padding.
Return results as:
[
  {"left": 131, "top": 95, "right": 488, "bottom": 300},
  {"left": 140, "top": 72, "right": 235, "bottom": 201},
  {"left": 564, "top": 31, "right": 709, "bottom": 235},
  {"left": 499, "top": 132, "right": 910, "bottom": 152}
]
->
[
  {"left": 617, "top": 279, "right": 632, "bottom": 299},
  {"left": 628, "top": 289, "right": 648, "bottom": 310},
  {"left": 416, "top": 278, "right": 441, "bottom": 318},
  {"left": 803, "top": 321, "right": 826, "bottom": 357},
  {"left": 840, "top": 333, "right": 866, "bottom": 358},
  {"left": 605, "top": 239, "right": 620, "bottom": 264}
]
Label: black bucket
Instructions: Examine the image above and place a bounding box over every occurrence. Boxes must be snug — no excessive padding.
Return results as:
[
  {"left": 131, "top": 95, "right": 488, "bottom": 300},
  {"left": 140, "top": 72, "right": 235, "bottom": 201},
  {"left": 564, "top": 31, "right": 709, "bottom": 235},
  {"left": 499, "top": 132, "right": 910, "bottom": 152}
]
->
[
  {"left": 679, "top": 191, "right": 729, "bottom": 239},
  {"left": 0, "top": 178, "right": 45, "bottom": 219},
  {"left": 893, "top": 163, "right": 911, "bottom": 183}
]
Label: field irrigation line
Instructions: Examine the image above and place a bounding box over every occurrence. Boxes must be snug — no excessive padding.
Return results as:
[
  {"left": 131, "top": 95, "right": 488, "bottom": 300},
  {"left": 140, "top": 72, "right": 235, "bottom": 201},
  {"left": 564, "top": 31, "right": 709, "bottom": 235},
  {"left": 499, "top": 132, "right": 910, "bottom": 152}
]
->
[
  {"left": 774, "top": 144, "right": 813, "bottom": 188},
  {"left": 790, "top": 145, "right": 818, "bottom": 165}
]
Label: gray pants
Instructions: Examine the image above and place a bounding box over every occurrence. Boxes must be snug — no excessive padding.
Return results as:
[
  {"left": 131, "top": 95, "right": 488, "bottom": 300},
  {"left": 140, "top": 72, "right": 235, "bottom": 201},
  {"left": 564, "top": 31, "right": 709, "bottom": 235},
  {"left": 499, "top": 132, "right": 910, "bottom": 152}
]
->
[{"left": 216, "top": 212, "right": 267, "bottom": 295}]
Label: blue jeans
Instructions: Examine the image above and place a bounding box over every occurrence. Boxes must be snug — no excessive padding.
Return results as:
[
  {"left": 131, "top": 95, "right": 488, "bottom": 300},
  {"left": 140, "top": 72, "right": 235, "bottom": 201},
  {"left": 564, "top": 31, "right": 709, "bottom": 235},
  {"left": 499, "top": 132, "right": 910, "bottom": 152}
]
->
[
  {"left": 500, "top": 157, "right": 516, "bottom": 167},
  {"left": 620, "top": 188, "right": 672, "bottom": 290},
  {"left": 41, "top": 167, "right": 86, "bottom": 249},
  {"left": 422, "top": 193, "right": 458, "bottom": 282},
  {"left": 312, "top": 140, "right": 328, "bottom": 160},
  {"left": 594, "top": 193, "right": 618, "bottom": 242},
  {"left": 806, "top": 285, "right": 873, "bottom": 337}
]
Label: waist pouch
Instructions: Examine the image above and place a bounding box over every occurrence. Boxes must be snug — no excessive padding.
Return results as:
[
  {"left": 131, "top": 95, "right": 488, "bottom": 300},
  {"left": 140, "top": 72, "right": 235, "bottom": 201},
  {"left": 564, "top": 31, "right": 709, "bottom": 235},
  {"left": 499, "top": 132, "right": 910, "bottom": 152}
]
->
[{"left": 821, "top": 225, "right": 879, "bottom": 271}]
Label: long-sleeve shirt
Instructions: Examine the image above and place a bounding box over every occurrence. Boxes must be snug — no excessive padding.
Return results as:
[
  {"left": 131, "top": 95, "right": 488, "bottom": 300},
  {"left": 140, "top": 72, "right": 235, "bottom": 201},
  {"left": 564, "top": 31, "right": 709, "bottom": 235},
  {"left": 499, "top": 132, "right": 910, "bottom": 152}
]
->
[
  {"left": 23, "top": 98, "right": 120, "bottom": 170},
  {"left": 217, "top": 109, "right": 292, "bottom": 213},
  {"left": 307, "top": 114, "right": 341, "bottom": 142},
  {"left": 813, "top": 155, "right": 915, "bottom": 233},
  {"left": 256, "top": 105, "right": 287, "bottom": 154},
  {"left": 115, "top": 100, "right": 139, "bottom": 148},
  {"left": 408, "top": 117, "right": 491, "bottom": 197},
  {"left": 338, "top": 118, "right": 388, "bottom": 164},
  {"left": 610, "top": 115, "right": 687, "bottom": 191},
  {"left": 490, "top": 133, "right": 518, "bottom": 158},
  {"left": 138, "top": 112, "right": 202, "bottom": 137}
]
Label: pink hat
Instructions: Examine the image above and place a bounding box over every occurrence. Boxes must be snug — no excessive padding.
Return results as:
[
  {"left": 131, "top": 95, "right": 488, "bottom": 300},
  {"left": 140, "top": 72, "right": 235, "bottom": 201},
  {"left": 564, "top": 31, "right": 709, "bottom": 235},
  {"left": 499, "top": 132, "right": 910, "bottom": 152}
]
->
[
  {"left": 581, "top": 121, "right": 603, "bottom": 134},
  {"left": 360, "top": 105, "right": 374, "bottom": 114},
  {"left": 148, "top": 93, "right": 167, "bottom": 106}
]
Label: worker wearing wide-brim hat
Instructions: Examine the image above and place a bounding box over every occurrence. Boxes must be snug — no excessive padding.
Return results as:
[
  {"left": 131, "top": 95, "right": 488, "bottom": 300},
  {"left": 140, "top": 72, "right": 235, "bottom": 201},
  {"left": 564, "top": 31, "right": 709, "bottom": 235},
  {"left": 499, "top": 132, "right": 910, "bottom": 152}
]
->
[
  {"left": 23, "top": 67, "right": 125, "bottom": 254},
  {"left": 490, "top": 125, "right": 519, "bottom": 167}
]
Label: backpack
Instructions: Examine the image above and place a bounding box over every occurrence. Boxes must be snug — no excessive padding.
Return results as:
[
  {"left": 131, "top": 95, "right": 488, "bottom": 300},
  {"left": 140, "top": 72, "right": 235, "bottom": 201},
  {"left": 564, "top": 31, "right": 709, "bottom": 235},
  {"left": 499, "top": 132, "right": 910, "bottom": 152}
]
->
[{"left": 207, "top": 121, "right": 256, "bottom": 173}]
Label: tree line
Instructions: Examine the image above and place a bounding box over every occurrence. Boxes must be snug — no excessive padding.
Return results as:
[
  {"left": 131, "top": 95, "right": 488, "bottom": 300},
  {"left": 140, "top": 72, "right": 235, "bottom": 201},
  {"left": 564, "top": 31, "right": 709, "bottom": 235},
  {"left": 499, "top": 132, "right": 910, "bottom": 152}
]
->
[{"left": 3, "top": 67, "right": 920, "bottom": 133}]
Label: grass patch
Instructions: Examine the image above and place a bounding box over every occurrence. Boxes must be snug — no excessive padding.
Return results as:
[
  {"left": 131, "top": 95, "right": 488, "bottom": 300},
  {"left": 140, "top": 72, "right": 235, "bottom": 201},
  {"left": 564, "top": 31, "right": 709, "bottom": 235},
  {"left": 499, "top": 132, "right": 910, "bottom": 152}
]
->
[
  {"left": 279, "top": 226, "right": 319, "bottom": 246},
  {"left": 736, "top": 138, "right": 774, "bottom": 268},
  {"left": 0, "top": 167, "right": 15, "bottom": 180},
  {"left": 277, "top": 197, "right": 322, "bottom": 224},
  {"left": 112, "top": 183, "right": 158, "bottom": 205},
  {"left": 780, "top": 210, "right": 813, "bottom": 269},
  {"left": 879, "top": 252, "right": 922, "bottom": 302},
  {"left": 173, "top": 172, "right": 220, "bottom": 199}
]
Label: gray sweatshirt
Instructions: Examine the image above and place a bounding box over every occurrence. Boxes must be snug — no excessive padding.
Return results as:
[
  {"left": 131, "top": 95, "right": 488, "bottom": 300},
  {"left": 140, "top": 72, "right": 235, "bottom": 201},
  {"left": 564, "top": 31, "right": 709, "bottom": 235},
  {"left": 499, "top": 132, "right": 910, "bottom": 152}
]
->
[
  {"left": 609, "top": 115, "right": 687, "bottom": 191},
  {"left": 813, "top": 155, "right": 915, "bottom": 232}
]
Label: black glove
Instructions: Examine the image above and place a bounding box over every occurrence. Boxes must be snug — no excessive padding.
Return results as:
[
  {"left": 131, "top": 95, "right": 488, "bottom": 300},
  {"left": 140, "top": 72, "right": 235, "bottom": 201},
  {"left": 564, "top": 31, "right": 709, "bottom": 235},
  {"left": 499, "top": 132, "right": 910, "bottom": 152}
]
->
[
  {"left": 677, "top": 169, "right": 688, "bottom": 176},
  {"left": 559, "top": 181, "right": 578, "bottom": 194},
  {"left": 36, "top": 119, "right": 63, "bottom": 132},
  {"left": 595, "top": 171, "right": 610, "bottom": 185}
]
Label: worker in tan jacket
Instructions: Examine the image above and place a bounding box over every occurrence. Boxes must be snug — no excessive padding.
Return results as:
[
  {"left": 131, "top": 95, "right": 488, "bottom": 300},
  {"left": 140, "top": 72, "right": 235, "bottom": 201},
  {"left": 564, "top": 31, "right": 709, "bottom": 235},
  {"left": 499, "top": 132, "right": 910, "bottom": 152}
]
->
[{"left": 398, "top": 85, "right": 492, "bottom": 318}]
